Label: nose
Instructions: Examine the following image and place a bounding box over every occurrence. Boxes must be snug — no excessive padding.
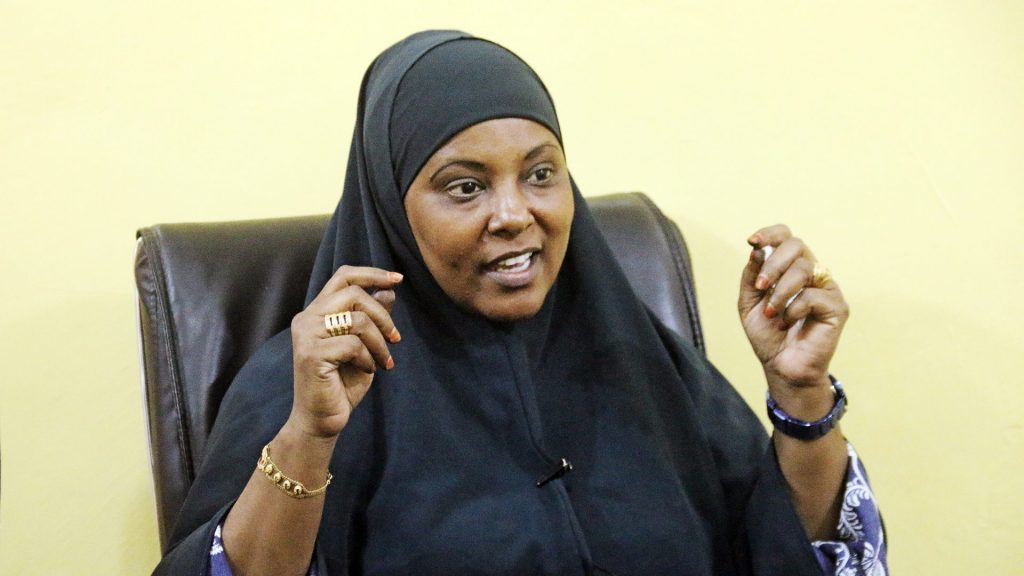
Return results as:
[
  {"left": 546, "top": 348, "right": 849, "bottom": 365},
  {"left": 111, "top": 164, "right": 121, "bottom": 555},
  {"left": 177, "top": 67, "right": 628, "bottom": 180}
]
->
[{"left": 486, "top": 180, "right": 534, "bottom": 238}]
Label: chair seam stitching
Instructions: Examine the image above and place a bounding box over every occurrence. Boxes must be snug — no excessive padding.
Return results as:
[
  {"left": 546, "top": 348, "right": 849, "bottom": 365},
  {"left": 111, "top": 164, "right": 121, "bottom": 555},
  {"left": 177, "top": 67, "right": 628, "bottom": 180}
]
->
[{"left": 144, "top": 228, "right": 196, "bottom": 483}]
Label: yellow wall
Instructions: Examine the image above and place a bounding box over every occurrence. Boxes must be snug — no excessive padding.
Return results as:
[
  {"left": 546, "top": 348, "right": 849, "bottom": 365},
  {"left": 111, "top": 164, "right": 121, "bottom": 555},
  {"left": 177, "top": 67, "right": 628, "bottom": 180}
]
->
[{"left": 2, "top": 1, "right": 1021, "bottom": 573}]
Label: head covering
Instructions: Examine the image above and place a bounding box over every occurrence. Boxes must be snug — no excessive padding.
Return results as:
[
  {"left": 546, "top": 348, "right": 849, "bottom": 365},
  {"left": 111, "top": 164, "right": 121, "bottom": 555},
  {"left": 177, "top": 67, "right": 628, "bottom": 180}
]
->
[
  {"left": 156, "top": 31, "right": 822, "bottom": 576},
  {"left": 389, "top": 37, "right": 561, "bottom": 196}
]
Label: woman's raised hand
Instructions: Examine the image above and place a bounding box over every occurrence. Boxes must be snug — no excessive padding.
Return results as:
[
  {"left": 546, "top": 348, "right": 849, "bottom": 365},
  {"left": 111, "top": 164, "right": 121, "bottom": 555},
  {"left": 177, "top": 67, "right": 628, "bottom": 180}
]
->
[
  {"left": 289, "top": 265, "right": 403, "bottom": 439},
  {"left": 221, "top": 265, "right": 402, "bottom": 574},
  {"left": 738, "top": 225, "right": 849, "bottom": 405}
]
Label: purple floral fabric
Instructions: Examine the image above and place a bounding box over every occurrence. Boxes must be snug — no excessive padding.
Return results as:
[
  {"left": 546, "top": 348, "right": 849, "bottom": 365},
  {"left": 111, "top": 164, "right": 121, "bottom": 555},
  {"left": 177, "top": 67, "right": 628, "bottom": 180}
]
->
[
  {"left": 209, "top": 524, "right": 319, "bottom": 576},
  {"left": 811, "top": 443, "right": 888, "bottom": 575},
  {"left": 210, "top": 443, "right": 886, "bottom": 575}
]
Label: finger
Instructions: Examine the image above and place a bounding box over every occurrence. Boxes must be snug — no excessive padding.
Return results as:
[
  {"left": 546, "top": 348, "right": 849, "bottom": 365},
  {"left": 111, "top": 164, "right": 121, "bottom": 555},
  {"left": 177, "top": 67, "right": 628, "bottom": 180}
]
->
[
  {"left": 746, "top": 224, "right": 792, "bottom": 249},
  {"left": 314, "top": 334, "right": 378, "bottom": 374},
  {"left": 311, "top": 285, "right": 401, "bottom": 343},
  {"left": 340, "top": 310, "right": 393, "bottom": 370},
  {"left": 763, "top": 257, "right": 814, "bottom": 319},
  {"left": 318, "top": 265, "right": 403, "bottom": 299},
  {"left": 780, "top": 285, "right": 850, "bottom": 328},
  {"left": 753, "top": 237, "right": 816, "bottom": 293}
]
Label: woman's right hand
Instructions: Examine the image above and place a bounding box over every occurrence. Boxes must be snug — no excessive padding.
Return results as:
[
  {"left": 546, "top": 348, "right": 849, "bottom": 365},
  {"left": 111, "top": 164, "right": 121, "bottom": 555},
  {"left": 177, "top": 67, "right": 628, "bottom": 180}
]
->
[
  {"left": 223, "top": 265, "right": 402, "bottom": 574},
  {"left": 288, "top": 265, "right": 403, "bottom": 439}
]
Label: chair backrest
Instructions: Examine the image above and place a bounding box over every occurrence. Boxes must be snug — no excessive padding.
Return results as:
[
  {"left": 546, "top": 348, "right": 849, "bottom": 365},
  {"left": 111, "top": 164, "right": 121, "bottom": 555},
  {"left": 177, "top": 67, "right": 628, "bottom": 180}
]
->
[{"left": 134, "top": 191, "right": 704, "bottom": 552}]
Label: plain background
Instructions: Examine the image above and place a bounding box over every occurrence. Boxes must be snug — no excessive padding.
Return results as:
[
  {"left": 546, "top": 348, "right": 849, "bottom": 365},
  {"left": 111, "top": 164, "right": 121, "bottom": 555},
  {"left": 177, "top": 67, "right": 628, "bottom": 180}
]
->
[{"left": 2, "top": 1, "right": 1022, "bottom": 574}]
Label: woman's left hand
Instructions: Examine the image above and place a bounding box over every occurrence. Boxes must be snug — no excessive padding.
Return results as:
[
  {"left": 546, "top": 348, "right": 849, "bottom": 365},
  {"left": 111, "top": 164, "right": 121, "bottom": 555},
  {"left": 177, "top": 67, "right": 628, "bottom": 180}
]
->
[{"left": 738, "top": 224, "right": 849, "bottom": 400}]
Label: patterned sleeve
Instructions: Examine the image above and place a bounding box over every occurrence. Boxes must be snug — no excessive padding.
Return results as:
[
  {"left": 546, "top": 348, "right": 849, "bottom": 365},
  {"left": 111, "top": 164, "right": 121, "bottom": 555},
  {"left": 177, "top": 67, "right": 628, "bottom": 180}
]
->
[
  {"left": 209, "top": 524, "right": 319, "bottom": 576},
  {"left": 811, "top": 443, "right": 888, "bottom": 575}
]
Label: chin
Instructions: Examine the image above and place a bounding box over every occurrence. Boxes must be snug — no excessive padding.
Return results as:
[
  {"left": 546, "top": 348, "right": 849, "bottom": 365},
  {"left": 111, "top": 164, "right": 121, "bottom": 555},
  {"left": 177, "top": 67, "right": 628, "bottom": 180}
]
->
[{"left": 473, "top": 293, "right": 546, "bottom": 323}]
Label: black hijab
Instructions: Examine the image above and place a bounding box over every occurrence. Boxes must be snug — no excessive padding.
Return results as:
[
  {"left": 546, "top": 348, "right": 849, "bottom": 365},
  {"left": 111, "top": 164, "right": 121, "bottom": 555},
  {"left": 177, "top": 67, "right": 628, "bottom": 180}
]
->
[{"left": 155, "top": 31, "right": 821, "bottom": 576}]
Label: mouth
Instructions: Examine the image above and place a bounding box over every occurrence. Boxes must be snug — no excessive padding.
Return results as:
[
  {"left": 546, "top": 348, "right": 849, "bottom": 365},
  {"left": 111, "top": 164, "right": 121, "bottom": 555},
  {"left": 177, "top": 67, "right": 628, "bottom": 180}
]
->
[
  {"left": 485, "top": 249, "right": 541, "bottom": 288},
  {"left": 490, "top": 250, "right": 534, "bottom": 271}
]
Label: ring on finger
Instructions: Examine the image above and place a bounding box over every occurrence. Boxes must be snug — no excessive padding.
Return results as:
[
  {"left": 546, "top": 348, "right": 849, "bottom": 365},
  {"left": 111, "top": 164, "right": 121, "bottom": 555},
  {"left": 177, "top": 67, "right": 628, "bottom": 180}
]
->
[
  {"left": 811, "top": 263, "right": 832, "bottom": 288},
  {"left": 324, "top": 311, "right": 354, "bottom": 337}
]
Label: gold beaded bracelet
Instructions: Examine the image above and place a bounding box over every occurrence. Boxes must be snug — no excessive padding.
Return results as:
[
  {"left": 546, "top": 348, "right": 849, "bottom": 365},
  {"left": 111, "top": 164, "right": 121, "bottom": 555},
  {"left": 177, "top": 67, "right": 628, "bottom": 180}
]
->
[{"left": 257, "top": 445, "right": 332, "bottom": 499}]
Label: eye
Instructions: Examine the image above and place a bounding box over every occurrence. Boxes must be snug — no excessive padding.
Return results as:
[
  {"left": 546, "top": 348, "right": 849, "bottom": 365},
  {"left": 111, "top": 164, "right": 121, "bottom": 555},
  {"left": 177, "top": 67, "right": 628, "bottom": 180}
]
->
[
  {"left": 444, "top": 179, "right": 485, "bottom": 199},
  {"left": 527, "top": 166, "right": 554, "bottom": 185}
]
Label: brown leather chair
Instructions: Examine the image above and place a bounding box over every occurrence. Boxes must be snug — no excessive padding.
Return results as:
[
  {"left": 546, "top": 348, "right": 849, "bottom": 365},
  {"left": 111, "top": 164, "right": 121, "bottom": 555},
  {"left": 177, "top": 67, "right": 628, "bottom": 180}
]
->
[{"left": 134, "top": 192, "right": 705, "bottom": 552}]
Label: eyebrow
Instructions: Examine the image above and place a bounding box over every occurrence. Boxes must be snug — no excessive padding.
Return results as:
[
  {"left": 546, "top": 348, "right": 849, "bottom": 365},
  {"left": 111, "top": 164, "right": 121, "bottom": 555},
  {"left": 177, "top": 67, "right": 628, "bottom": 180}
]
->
[
  {"left": 525, "top": 142, "right": 560, "bottom": 161},
  {"left": 429, "top": 160, "right": 486, "bottom": 184},
  {"left": 428, "top": 142, "right": 561, "bottom": 185}
]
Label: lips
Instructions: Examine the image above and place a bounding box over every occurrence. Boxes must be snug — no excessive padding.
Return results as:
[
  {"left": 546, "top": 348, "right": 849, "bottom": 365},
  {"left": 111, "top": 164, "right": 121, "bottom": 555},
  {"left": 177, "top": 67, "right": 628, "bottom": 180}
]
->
[
  {"left": 486, "top": 248, "right": 539, "bottom": 270},
  {"left": 485, "top": 248, "right": 541, "bottom": 288},
  {"left": 492, "top": 252, "right": 532, "bottom": 272}
]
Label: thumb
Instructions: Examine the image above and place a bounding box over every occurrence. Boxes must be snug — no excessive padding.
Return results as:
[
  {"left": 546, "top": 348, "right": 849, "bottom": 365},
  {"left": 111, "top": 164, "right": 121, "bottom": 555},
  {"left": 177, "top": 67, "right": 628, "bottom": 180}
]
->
[
  {"left": 373, "top": 289, "right": 396, "bottom": 314},
  {"left": 738, "top": 247, "right": 767, "bottom": 316}
]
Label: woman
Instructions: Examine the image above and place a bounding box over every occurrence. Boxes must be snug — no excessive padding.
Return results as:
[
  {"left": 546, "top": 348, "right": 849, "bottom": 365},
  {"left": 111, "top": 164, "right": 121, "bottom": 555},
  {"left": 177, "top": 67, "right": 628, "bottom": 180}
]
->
[{"left": 155, "top": 31, "right": 885, "bottom": 575}]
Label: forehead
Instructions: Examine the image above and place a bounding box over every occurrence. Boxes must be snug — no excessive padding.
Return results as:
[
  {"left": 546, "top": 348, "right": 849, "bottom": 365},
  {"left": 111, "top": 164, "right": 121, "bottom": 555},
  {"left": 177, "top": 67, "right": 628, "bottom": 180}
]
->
[{"left": 426, "top": 118, "right": 562, "bottom": 165}]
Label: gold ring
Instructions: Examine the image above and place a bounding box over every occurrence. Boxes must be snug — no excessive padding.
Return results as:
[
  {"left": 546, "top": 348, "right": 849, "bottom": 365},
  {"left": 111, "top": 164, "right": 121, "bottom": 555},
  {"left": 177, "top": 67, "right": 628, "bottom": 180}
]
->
[
  {"left": 324, "top": 311, "right": 353, "bottom": 337},
  {"left": 811, "top": 263, "right": 832, "bottom": 288}
]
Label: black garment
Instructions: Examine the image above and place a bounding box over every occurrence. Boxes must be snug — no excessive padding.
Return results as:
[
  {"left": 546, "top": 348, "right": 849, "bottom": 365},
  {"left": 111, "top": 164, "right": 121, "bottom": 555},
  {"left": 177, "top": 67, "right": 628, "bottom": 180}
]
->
[{"left": 154, "top": 31, "right": 821, "bottom": 575}]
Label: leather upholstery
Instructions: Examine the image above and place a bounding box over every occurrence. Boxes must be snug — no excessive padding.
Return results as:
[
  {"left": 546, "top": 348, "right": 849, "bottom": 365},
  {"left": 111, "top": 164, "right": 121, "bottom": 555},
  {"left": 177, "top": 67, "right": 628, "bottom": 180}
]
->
[{"left": 134, "top": 192, "right": 704, "bottom": 552}]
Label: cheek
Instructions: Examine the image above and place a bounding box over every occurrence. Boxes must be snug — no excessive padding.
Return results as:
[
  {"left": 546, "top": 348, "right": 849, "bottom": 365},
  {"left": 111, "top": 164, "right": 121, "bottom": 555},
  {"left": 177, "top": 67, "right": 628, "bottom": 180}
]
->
[
  {"left": 413, "top": 214, "right": 480, "bottom": 286},
  {"left": 546, "top": 192, "right": 575, "bottom": 250}
]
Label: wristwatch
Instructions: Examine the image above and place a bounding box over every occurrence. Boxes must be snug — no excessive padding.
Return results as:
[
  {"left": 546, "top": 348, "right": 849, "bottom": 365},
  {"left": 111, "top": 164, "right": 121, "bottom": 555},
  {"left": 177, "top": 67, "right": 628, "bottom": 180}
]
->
[{"left": 766, "top": 376, "right": 847, "bottom": 441}]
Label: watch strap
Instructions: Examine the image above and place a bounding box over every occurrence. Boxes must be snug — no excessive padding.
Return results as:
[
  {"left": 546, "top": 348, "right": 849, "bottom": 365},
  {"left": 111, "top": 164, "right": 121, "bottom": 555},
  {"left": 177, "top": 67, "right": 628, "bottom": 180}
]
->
[{"left": 766, "top": 376, "right": 847, "bottom": 441}]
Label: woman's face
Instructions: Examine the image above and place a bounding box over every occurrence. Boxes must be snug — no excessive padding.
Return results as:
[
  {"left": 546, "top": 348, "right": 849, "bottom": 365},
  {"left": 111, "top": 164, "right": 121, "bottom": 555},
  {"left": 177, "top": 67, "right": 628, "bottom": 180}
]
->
[{"left": 405, "top": 118, "right": 574, "bottom": 322}]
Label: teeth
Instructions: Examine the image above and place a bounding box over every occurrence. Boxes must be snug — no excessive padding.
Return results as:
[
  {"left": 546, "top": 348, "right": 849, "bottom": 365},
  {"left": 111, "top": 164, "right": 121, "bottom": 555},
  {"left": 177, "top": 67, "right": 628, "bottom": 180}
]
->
[{"left": 495, "top": 252, "right": 532, "bottom": 271}]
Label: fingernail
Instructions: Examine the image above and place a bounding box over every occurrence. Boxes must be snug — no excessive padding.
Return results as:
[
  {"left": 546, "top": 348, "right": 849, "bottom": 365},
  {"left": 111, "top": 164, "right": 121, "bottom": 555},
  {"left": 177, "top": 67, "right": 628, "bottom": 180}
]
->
[
  {"left": 764, "top": 303, "right": 776, "bottom": 318},
  {"left": 386, "top": 356, "right": 395, "bottom": 370},
  {"left": 748, "top": 234, "right": 762, "bottom": 246},
  {"left": 755, "top": 275, "right": 770, "bottom": 291},
  {"left": 389, "top": 327, "right": 401, "bottom": 343},
  {"left": 389, "top": 272, "right": 404, "bottom": 283}
]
